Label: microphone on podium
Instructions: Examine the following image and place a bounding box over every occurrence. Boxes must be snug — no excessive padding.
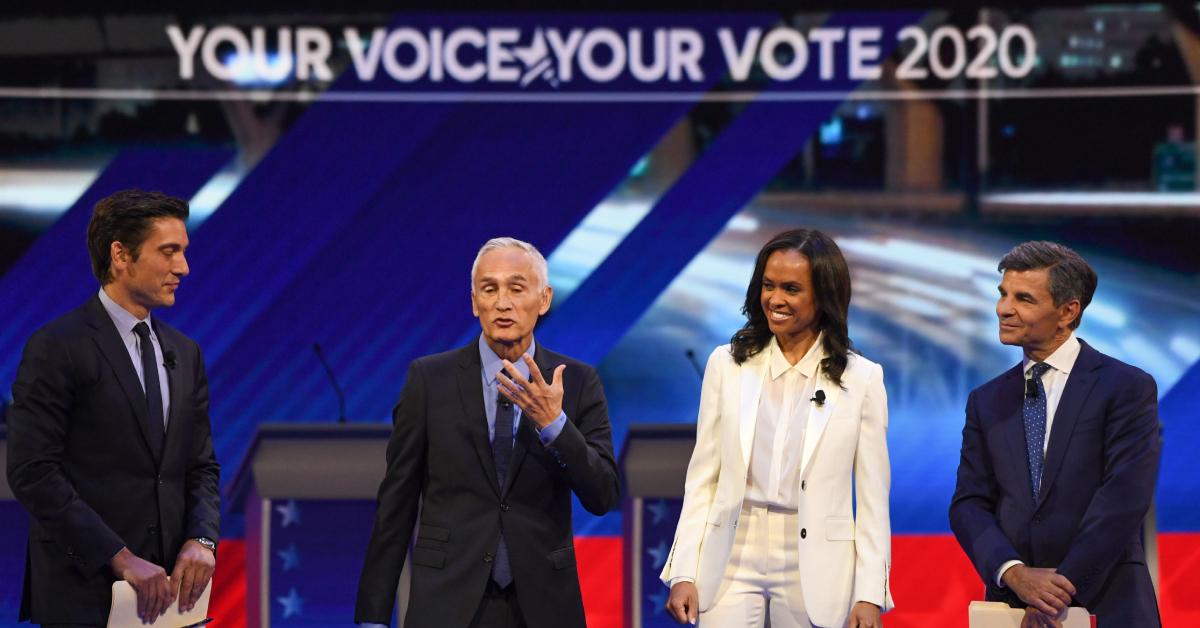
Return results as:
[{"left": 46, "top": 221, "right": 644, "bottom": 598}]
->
[{"left": 313, "top": 343, "right": 347, "bottom": 424}]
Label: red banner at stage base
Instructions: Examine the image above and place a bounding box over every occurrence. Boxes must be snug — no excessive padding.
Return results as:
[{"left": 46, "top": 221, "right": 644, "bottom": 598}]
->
[{"left": 206, "top": 532, "right": 1200, "bottom": 627}]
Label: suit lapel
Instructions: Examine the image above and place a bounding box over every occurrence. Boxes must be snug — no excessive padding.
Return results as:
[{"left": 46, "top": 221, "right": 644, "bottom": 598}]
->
[
  {"left": 997, "top": 363, "right": 1036, "bottom": 506},
  {"left": 84, "top": 296, "right": 159, "bottom": 462},
  {"left": 455, "top": 344, "right": 500, "bottom": 494},
  {"left": 1037, "top": 341, "right": 1102, "bottom": 509},
  {"left": 738, "top": 352, "right": 768, "bottom": 472},
  {"left": 800, "top": 367, "right": 843, "bottom": 479}
]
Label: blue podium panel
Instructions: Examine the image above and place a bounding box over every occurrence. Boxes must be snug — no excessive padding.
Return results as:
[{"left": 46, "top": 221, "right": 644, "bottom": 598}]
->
[
  {"left": 631, "top": 497, "right": 685, "bottom": 628},
  {"left": 265, "top": 499, "right": 383, "bottom": 625},
  {"left": 0, "top": 502, "right": 28, "bottom": 626}
]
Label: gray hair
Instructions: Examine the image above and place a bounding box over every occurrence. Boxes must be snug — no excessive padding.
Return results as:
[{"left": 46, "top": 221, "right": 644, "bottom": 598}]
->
[
  {"left": 470, "top": 237, "right": 550, "bottom": 292},
  {"left": 998, "top": 241, "right": 1097, "bottom": 330}
]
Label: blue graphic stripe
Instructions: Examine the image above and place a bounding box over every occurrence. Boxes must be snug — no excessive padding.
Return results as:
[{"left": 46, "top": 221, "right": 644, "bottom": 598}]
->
[
  {"left": 0, "top": 148, "right": 232, "bottom": 395},
  {"left": 205, "top": 99, "right": 720, "bottom": 525},
  {"left": 160, "top": 102, "right": 461, "bottom": 364}
]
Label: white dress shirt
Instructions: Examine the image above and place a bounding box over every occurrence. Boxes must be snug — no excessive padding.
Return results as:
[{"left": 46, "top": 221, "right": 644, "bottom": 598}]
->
[
  {"left": 997, "top": 333, "right": 1081, "bottom": 585},
  {"left": 745, "top": 336, "right": 820, "bottom": 509}
]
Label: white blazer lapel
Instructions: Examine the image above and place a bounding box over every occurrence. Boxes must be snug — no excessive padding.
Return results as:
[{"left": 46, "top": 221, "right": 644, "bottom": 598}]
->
[
  {"left": 738, "top": 352, "right": 769, "bottom": 471},
  {"left": 800, "top": 366, "right": 842, "bottom": 478}
]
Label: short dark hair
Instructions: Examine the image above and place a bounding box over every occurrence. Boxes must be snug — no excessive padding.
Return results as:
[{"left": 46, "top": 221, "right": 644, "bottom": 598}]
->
[
  {"left": 730, "top": 228, "right": 854, "bottom": 387},
  {"left": 86, "top": 189, "right": 189, "bottom": 285},
  {"left": 998, "top": 241, "right": 1097, "bottom": 330}
]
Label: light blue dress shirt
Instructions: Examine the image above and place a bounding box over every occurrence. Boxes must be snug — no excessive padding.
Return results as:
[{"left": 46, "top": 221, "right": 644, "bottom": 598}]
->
[
  {"left": 98, "top": 288, "right": 170, "bottom": 425},
  {"left": 479, "top": 334, "right": 566, "bottom": 447},
  {"left": 358, "top": 337, "right": 566, "bottom": 628}
]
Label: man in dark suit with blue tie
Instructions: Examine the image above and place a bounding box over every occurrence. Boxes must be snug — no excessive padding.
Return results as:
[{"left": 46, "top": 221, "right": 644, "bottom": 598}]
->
[
  {"left": 6, "top": 190, "right": 220, "bottom": 626},
  {"left": 355, "top": 237, "right": 620, "bottom": 628},
  {"left": 950, "top": 241, "right": 1161, "bottom": 627}
]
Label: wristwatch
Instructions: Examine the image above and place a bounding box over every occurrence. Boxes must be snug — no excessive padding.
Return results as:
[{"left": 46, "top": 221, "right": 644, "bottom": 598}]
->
[{"left": 193, "top": 537, "right": 217, "bottom": 555}]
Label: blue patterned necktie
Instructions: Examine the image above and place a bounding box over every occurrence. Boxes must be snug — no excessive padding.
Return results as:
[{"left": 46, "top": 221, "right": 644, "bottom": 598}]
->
[
  {"left": 491, "top": 396, "right": 514, "bottom": 588},
  {"left": 1023, "top": 362, "right": 1053, "bottom": 503}
]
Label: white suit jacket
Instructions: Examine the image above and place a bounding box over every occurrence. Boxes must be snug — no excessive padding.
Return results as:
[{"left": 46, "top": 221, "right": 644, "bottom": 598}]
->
[{"left": 660, "top": 343, "right": 894, "bottom": 627}]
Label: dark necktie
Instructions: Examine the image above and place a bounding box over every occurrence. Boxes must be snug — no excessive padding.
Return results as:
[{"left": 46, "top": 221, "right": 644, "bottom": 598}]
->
[
  {"left": 491, "top": 396, "right": 514, "bottom": 588},
  {"left": 1023, "top": 362, "right": 1052, "bottom": 503},
  {"left": 133, "top": 322, "right": 165, "bottom": 454}
]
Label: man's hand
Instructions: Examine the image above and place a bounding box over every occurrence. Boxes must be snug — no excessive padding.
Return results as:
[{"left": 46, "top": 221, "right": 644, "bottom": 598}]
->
[
  {"left": 1021, "top": 606, "right": 1062, "bottom": 628},
  {"left": 848, "top": 601, "right": 882, "bottom": 627},
  {"left": 110, "top": 547, "right": 175, "bottom": 623},
  {"left": 172, "top": 539, "right": 216, "bottom": 613},
  {"left": 496, "top": 355, "right": 565, "bottom": 428},
  {"left": 1002, "top": 565, "right": 1076, "bottom": 617},
  {"left": 665, "top": 581, "right": 699, "bottom": 625}
]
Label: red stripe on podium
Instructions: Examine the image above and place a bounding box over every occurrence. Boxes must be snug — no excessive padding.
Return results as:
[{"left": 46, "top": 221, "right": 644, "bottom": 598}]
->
[
  {"left": 1159, "top": 532, "right": 1200, "bottom": 627},
  {"left": 209, "top": 539, "right": 247, "bottom": 626},
  {"left": 577, "top": 536, "right": 624, "bottom": 628}
]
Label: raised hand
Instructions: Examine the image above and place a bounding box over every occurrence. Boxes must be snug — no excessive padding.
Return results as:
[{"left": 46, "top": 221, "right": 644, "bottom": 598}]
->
[{"left": 496, "top": 355, "right": 566, "bottom": 428}]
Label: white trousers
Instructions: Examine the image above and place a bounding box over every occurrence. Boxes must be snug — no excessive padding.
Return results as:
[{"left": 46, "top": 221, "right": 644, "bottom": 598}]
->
[{"left": 700, "top": 504, "right": 814, "bottom": 628}]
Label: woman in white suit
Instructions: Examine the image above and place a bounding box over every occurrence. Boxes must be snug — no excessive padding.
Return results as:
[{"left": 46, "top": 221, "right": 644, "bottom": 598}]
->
[{"left": 661, "top": 229, "right": 892, "bottom": 628}]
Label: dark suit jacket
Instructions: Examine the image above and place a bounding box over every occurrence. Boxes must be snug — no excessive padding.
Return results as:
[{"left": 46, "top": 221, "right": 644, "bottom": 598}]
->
[
  {"left": 949, "top": 339, "right": 1160, "bottom": 626},
  {"left": 355, "top": 340, "right": 620, "bottom": 628},
  {"left": 5, "top": 295, "right": 220, "bottom": 624}
]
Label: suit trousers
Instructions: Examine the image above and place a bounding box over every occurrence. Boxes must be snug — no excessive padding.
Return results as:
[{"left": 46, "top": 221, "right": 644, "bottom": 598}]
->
[
  {"left": 468, "top": 580, "right": 527, "bottom": 628},
  {"left": 700, "top": 503, "right": 813, "bottom": 628}
]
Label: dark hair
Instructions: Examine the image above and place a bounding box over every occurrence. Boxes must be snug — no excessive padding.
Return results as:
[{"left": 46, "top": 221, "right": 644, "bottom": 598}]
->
[
  {"left": 998, "top": 241, "right": 1097, "bottom": 330},
  {"left": 87, "top": 189, "right": 189, "bottom": 285},
  {"left": 730, "top": 228, "right": 854, "bottom": 387}
]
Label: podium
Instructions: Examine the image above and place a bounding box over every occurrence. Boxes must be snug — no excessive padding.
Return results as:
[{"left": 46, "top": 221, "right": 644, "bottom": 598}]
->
[
  {"left": 620, "top": 424, "right": 696, "bottom": 628},
  {"left": 227, "top": 422, "right": 401, "bottom": 626}
]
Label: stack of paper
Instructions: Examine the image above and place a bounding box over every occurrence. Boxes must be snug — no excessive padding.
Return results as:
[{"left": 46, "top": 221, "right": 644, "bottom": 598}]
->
[{"left": 107, "top": 581, "right": 211, "bottom": 628}]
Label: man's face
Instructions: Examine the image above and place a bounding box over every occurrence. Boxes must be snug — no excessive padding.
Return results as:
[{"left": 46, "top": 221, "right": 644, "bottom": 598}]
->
[
  {"left": 760, "top": 249, "right": 819, "bottom": 341},
  {"left": 471, "top": 247, "right": 551, "bottom": 350},
  {"left": 112, "top": 217, "right": 190, "bottom": 311},
  {"left": 996, "top": 268, "right": 1076, "bottom": 350}
]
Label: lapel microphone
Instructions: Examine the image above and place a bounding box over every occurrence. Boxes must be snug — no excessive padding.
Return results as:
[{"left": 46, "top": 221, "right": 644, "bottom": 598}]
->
[
  {"left": 810, "top": 390, "right": 826, "bottom": 406},
  {"left": 163, "top": 350, "right": 177, "bottom": 370},
  {"left": 499, "top": 397, "right": 513, "bottom": 410},
  {"left": 1025, "top": 378, "right": 1038, "bottom": 399}
]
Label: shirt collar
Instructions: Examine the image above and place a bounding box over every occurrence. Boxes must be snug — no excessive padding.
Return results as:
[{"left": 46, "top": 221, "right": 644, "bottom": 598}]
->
[
  {"left": 97, "top": 287, "right": 150, "bottom": 336},
  {"left": 1023, "top": 332, "right": 1081, "bottom": 376},
  {"left": 768, "top": 332, "right": 824, "bottom": 381},
  {"left": 479, "top": 334, "right": 535, "bottom": 385}
]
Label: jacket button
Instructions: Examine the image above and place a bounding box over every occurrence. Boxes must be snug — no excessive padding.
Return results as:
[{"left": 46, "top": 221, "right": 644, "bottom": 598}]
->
[
  {"left": 800, "top": 528, "right": 807, "bottom": 539},
  {"left": 801, "top": 480, "right": 807, "bottom": 491},
  {"left": 484, "top": 552, "right": 494, "bottom": 563},
  {"left": 500, "top": 503, "right": 510, "bottom": 512},
  {"left": 148, "top": 525, "right": 158, "bottom": 535}
]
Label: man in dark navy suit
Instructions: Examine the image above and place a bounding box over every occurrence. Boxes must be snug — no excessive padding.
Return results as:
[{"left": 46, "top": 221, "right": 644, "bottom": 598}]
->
[
  {"left": 950, "top": 241, "right": 1160, "bottom": 627},
  {"left": 7, "top": 190, "right": 220, "bottom": 626}
]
